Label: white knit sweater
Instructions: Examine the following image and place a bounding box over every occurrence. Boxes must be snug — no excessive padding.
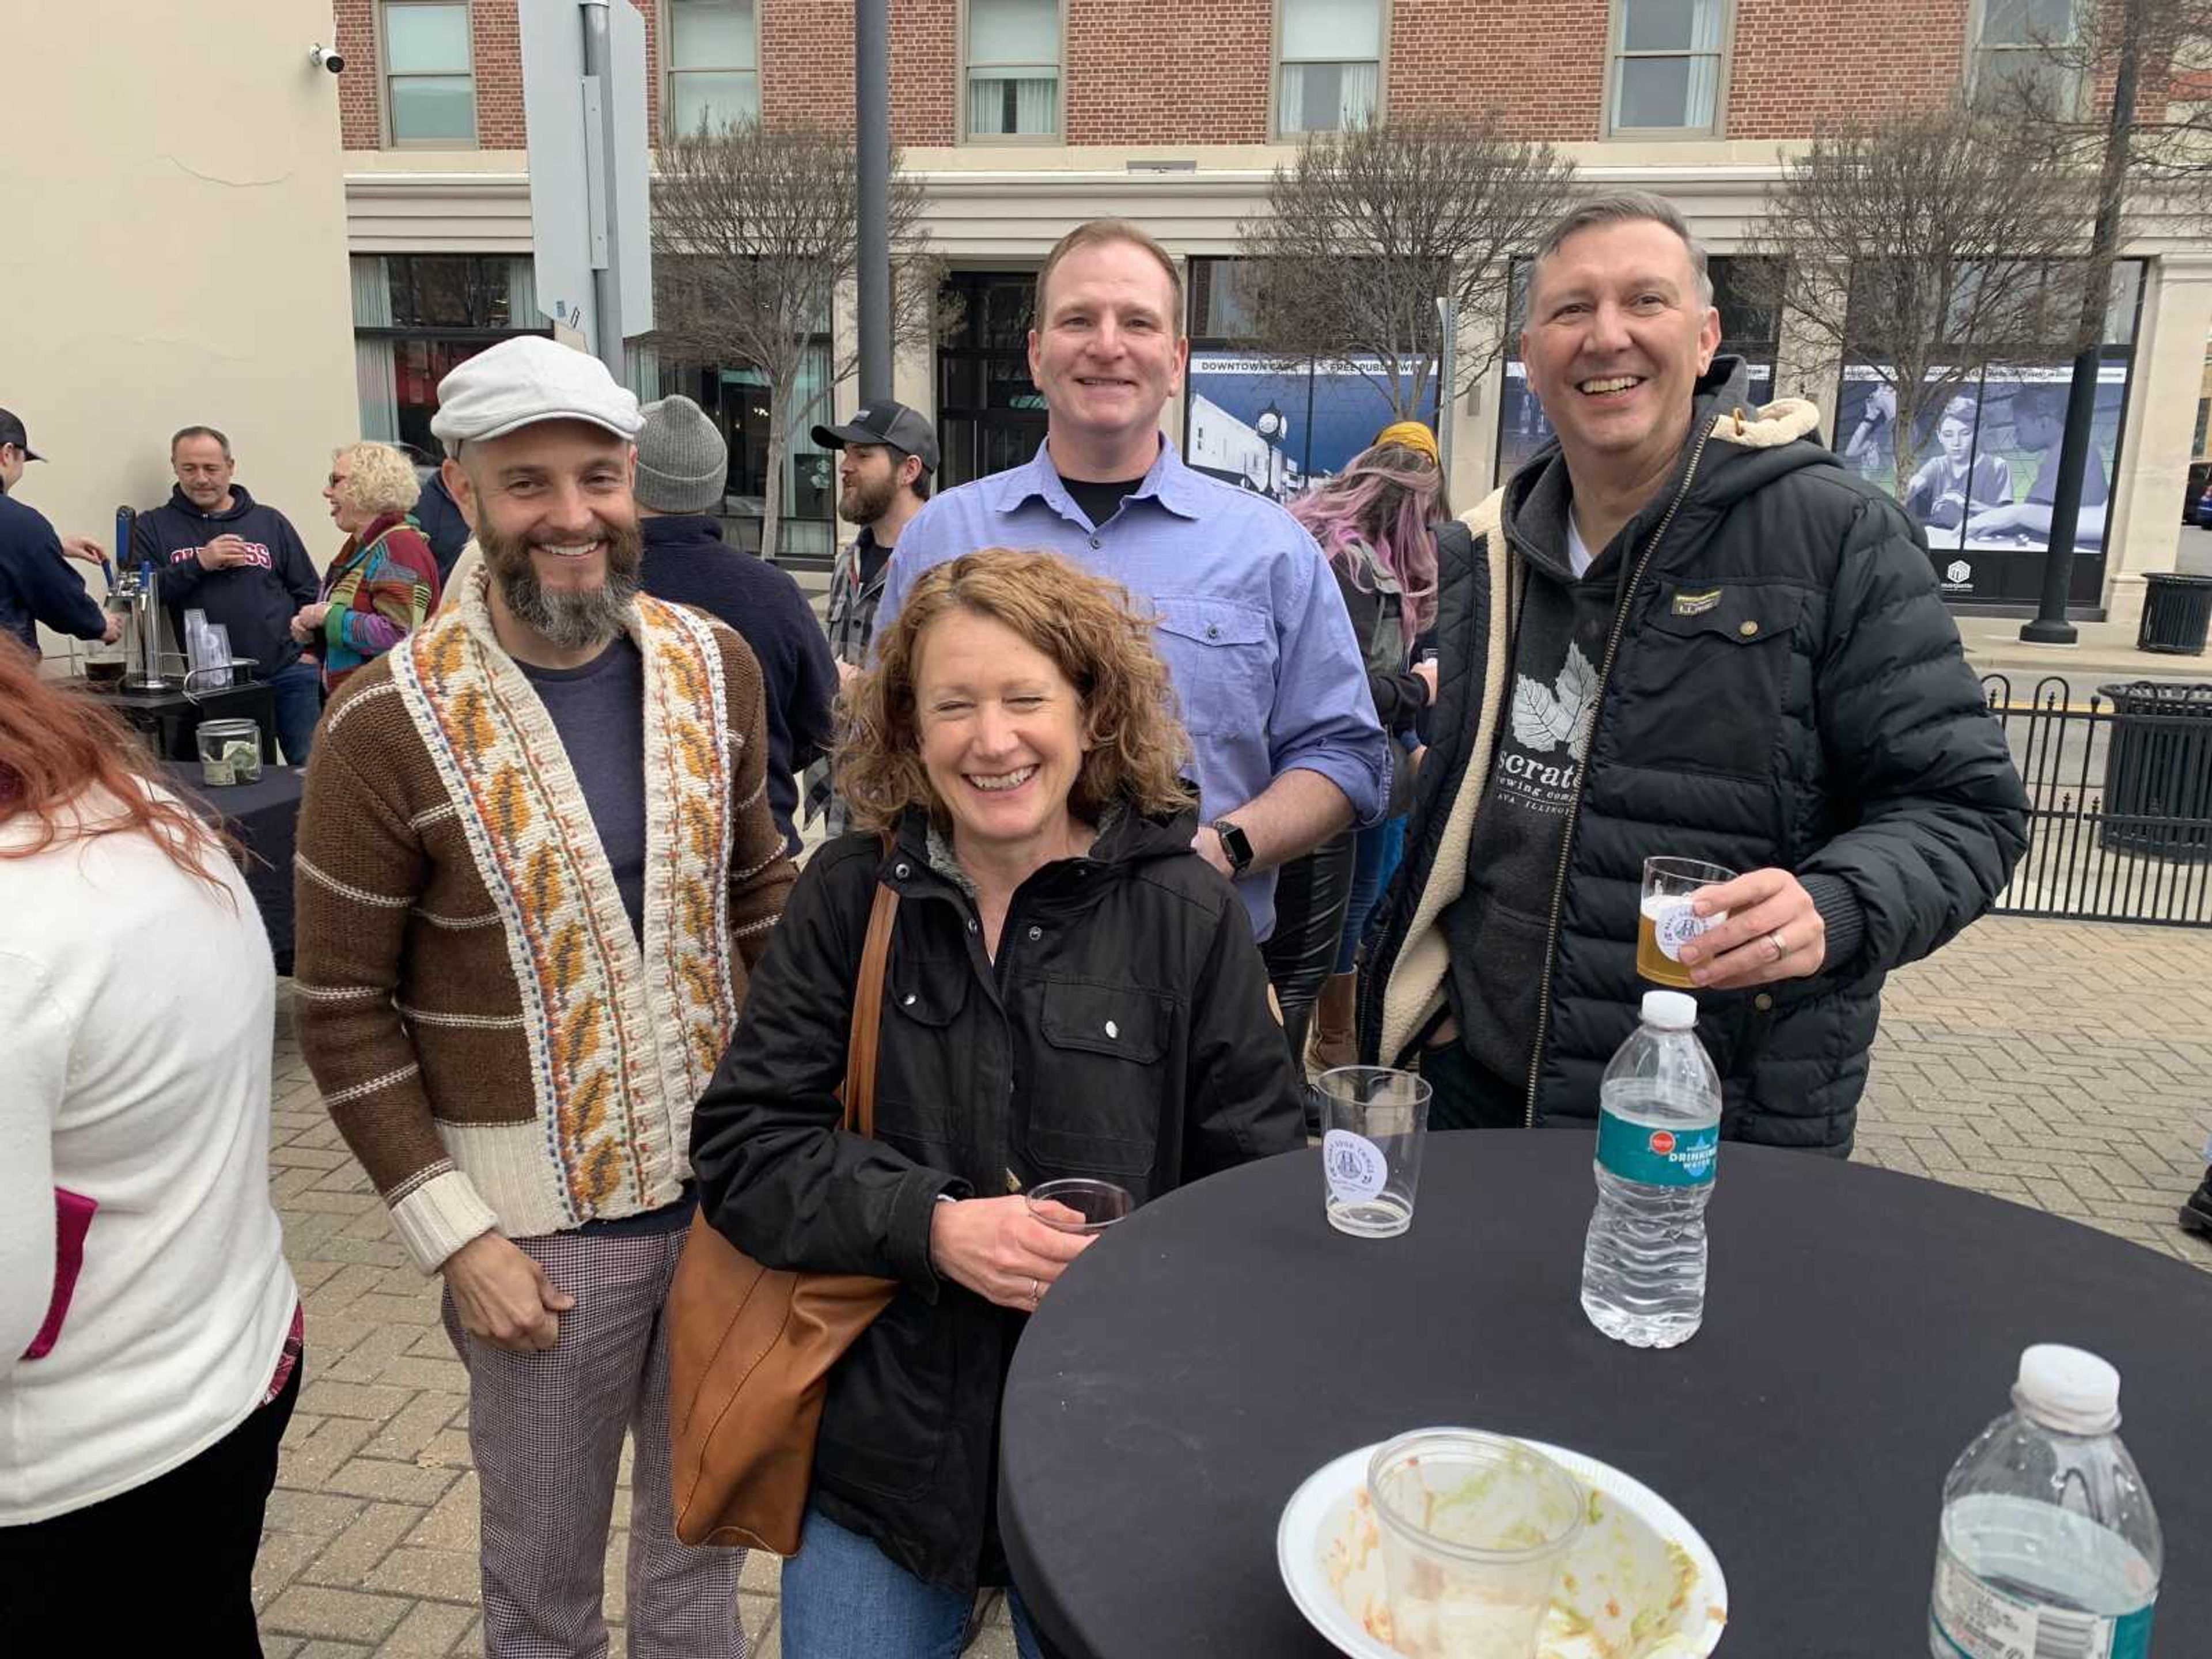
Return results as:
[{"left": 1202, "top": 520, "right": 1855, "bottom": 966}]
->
[{"left": 0, "top": 786, "right": 298, "bottom": 1524}]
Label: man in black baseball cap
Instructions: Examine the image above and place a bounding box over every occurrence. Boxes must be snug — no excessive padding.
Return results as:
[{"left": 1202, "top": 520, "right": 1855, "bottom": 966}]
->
[
  {"left": 0, "top": 408, "right": 118, "bottom": 656},
  {"left": 801, "top": 399, "right": 938, "bottom": 831}
]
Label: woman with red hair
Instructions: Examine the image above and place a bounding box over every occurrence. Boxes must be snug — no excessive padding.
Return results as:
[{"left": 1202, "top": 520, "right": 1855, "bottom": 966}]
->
[{"left": 0, "top": 642, "right": 300, "bottom": 1652}]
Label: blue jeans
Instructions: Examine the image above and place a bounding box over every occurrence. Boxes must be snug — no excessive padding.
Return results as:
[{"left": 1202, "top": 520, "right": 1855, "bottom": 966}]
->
[
  {"left": 1335, "top": 813, "right": 1408, "bottom": 975},
  {"left": 268, "top": 659, "right": 323, "bottom": 767},
  {"left": 778, "top": 1505, "right": 1046, "bottom": 1659}
]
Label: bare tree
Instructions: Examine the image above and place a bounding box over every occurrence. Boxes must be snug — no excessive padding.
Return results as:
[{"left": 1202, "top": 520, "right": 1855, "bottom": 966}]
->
[
  {"left": 1980, "top": 0, "right": 2212, "bottom": 229},
  {"left": 1745, "top": 99, "right": 2096, "bottom": 499},
  {"left": 1236, "top": 113, "right": 1579, "bottom": 419},
  {"left": 649, "top": 120, "right": 941, "bottom": 560}
]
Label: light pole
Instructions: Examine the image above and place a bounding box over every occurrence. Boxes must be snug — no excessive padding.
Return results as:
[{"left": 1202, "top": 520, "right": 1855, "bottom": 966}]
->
[{"left": 856, "top": 0, "right": 892, "bottom": 403}]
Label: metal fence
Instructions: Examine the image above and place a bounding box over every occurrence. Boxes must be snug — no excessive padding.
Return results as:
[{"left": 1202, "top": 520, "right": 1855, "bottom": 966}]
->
[{"left": 1982, "top": 675, "right": 2212, "bottom": 927}]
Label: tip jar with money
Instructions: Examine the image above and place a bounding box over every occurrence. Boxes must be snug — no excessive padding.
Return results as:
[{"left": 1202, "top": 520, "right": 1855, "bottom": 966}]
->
[{"left": 196, "top": 718, "right": 264, "bottom": 786}]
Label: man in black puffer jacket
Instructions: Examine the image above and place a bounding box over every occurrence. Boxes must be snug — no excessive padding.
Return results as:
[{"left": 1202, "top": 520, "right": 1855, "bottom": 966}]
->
[{"left": 1362, "top": 194, "right": 2028, "bottom": 1154}]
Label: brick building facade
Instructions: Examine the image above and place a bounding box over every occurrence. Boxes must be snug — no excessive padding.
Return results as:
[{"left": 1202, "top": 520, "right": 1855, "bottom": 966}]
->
[{"left": 327, "top": 0, "right": 2212, "bottom": 616}]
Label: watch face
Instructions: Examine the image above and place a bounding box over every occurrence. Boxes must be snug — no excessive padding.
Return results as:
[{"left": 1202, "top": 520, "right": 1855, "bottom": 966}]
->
[{"left": 1215, "top": 820, "right": 1252, "bottom": 871}]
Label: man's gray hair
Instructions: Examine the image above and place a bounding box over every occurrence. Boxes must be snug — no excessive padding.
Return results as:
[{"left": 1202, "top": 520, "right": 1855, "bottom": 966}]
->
[{"left": 1531, "top": 192, "right": 1714, "bottom": 309}]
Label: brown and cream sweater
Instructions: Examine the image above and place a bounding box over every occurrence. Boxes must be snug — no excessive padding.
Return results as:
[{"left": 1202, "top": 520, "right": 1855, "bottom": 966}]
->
[{"left": 293, "top": 571, "right": 795, "bottom": 1274}]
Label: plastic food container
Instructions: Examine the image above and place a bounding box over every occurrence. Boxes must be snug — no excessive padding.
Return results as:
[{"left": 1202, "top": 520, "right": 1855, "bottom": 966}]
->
[
  {"left": 1365, "top": 1430, "right": 1585, "bottom": 1659},
  {"left": 197, "top": 717, "right": 263, "bottom": 786}
]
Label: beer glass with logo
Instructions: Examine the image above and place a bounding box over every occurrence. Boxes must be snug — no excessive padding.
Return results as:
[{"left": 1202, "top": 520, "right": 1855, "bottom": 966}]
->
[{"left": 1638, "top": 857, "right": 1737, "bottom": 987}]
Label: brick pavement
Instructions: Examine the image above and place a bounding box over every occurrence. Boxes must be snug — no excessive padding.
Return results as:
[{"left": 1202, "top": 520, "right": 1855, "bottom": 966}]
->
[{"left": 253, "top": 914, "right": 2209, "bottom": 1654}]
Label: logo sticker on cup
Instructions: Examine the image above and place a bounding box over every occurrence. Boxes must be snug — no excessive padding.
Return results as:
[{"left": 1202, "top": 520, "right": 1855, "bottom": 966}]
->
[
  {"left": 1656, "top": 900, "right": 1720, "bottom": 963},
  {"left": 1321, "top": 1130, "right": 1388, "bottom": 1203}
]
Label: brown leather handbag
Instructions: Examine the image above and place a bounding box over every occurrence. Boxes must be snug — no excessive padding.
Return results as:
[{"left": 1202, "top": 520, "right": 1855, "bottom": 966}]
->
[{"left": 667, "top": 876, "right": 903, "bottom": 1552}]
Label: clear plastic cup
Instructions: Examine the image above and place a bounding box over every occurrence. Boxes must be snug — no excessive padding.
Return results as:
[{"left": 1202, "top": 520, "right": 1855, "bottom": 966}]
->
[
  {"left": 1366, "top": 1430, "right": 1585, "bottom": 1659},
  {"left": 1025, "top": 1177, "right": 1132, "bottom": 1234},
  {"left": 1317, "top": 1067, "right": 1430, "bottom": 1238},
  {"left": 1639, "top": 856, "right": 1738, "bottom": 988}
]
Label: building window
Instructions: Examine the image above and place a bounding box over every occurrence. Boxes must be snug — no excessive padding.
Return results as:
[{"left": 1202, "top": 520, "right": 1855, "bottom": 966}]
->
[
  {"left": 382, "top": 2, "right": 476, "bottom": 146},
  {"left": 666, "top": 0, "right": 759, "bottom": 138},
  {"left": 1276, "top": 0, "right": 1383, "bottom": 136},
  {"left": 1973, "top": 0, "right": 2082, "bottom": 115},
  {"left": 966, "top": 0, "right": 1060, "bottom": 139},
  {"left": 351, "top": 256, "right": 544, "bottom": 456},
  {"left": 1608, "top": 0, "right": 1727, "bottom": 136}
]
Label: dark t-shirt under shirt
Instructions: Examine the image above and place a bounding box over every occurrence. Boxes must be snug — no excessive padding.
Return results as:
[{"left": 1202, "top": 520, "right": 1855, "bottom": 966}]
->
[
  {"left": 518, "top": 637, "right": 647, "bottom": 941},
  {"left": 1060, "top": 474, "right": 1145, "bottom": 531}
]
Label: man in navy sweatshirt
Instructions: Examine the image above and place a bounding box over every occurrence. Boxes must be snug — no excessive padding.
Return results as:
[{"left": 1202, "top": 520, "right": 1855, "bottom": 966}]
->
[
  {"left": 634, "top": 395, "right": 835, "bottom": 856},
  {"left": 0, "top": 408, "right": 118, "bottom": 657},
  {"left": 128, "top": 425, "right": 323, "bottom": 762}
]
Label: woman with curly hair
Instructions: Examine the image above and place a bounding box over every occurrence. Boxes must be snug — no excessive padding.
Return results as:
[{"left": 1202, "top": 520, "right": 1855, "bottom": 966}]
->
[
  {"left": 0, "top": 643, "right": 299, "bottom": 1650},
  {"left": 291, "top": 440, "right": 441, "bottom": 694},
  {"left": 691, "top": 548, "right": 1303, "bottom": 1657}
]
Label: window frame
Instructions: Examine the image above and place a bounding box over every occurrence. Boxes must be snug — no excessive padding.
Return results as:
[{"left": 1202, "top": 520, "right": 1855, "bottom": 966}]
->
[
  {"left": 1968, "top": 0, "right": 2085, "bottom": 119},
  {"left": 1603, "top": 0, "right": 1734, "bottom": 142},
  {"left": 377, "top": 0, "right": 479, "bottom": 150},
  {"left": 960, "top": 0, "right": 1068, "bottom": 145},
  {"left": 660, "top": 0, "right": 763, "bottom": 142},
  {"left": 1270, "top": 0, "right": 1390, "bottom": 142}
]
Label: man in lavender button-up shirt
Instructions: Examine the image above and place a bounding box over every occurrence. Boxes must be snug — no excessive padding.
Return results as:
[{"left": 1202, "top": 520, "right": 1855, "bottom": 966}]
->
[{"left": 876, "top": 219, "right": 1388, "bottom": 942}]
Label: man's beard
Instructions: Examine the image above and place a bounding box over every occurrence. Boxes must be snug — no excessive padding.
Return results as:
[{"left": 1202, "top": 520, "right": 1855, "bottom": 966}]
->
[
  {"left": 481, "top": 516, "right": 645, "bottom": 650},
  {"left": 839, "top": 471, "right": 895, "bottom": 525}
]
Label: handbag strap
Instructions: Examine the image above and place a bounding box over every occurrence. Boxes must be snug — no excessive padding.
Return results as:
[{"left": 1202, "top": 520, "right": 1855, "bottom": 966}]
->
[{"left": 840, "top": 872, "right": 900, "bottom": 1139}]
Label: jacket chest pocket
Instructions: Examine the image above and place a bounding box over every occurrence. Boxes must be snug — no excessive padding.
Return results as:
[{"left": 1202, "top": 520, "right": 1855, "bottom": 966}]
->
[
  {"left": 1024, "top": 978, "right": 1173, "bottom": 1179},
  {"left": 876, "top": 956, "right": 969, "bottom": 1155},
  {"left": 1153, "top": 597, "right": 1271, "bottom": 738},
  {"left": 1618, "top": 585, "right": 1804, "bottom": 778}
]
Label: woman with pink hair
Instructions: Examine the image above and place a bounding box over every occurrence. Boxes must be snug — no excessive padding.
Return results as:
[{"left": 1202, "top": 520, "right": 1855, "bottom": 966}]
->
[{"left": 1286, "top": 422, "right": 1450, "bottom": 1075}]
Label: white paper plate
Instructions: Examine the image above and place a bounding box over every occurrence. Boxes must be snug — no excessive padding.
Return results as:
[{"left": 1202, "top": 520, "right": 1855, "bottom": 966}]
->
[{"left": 1277, "top": 1432, "right": 1728, "bottom": 1658}]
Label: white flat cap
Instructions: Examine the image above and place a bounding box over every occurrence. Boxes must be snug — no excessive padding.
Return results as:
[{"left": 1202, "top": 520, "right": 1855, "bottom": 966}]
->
[{"left": 430, "top": 336, "right": 645, "bottom": 450}]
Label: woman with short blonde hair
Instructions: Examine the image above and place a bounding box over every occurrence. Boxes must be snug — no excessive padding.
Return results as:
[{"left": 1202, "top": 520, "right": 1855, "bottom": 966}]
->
[
  {"left": 691, "top": 548, "right": 1301, "bottom": 1657},
  {"left": 291, "top": 441, "right": 440, "bottom": 694}
]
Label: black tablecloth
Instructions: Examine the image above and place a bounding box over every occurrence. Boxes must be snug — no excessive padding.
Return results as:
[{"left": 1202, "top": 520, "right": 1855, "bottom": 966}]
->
[
  {"left": 161, "top": 760, "right": 302, "bottom": 974},
  {"left": 106, "top": 680, "right": 279, "bottom": 764},
  {"left": 999, "top": 1133, "right": 2209, "bottom": 1658}
]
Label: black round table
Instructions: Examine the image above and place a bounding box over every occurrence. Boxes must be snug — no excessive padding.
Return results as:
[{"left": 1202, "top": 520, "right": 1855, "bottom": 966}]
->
[{"left": 999, "top": 1133, "right": 2209, "bottom": 1657}]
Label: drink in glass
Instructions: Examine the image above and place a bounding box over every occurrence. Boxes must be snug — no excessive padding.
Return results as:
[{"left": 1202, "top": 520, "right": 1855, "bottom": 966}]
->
[{"left": 1637, "top": 856, "right": 1737, "bottom": 987}]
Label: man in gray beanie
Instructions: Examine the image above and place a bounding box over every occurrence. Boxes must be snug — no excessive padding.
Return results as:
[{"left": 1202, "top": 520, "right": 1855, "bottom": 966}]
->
[{"left": 636, "top": 393, "right": 836, "bottom": 855}]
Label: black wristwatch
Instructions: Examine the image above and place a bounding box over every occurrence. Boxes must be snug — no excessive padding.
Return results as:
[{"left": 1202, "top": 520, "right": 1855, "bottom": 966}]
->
[{"left": 1211, "top": 817, "right": 1255, "bottom": 876}]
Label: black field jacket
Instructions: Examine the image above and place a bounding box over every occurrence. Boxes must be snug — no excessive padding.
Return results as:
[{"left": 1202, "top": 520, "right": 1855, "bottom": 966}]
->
[{"left": 691, "top": 801, "right": 1304, "bottom": 1589}]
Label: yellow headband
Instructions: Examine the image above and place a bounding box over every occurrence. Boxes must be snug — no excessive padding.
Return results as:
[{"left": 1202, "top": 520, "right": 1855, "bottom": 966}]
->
[{"left": 1373, "top": 421, "right": 1441, "bottom": 467}]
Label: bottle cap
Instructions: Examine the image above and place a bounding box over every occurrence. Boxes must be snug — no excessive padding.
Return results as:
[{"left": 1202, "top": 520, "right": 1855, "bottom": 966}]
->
[
  {"left": 1640, "top": 990, "right": 1698, "bottom": 1031},
  {"left": 2013, "top": 1343, "right": 2122, "bottom": 1435}
]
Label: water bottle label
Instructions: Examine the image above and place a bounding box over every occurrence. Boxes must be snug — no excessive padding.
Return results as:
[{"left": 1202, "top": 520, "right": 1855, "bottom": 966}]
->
[
  {"left": 1321, "top": 1130, "right": 1388, "bottom": 1204},
  {"left": 1596, "top": 1108, "right": 1717, "bottom": 1187},
  {"left": 1933, "top": 1548, "right": 2154, "bottom": 1659}
]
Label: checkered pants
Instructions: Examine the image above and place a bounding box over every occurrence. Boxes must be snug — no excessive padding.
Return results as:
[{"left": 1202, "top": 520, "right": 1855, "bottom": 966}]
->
[{"left": 443, "top": 1225, "right": 746, "bottom": 1659}]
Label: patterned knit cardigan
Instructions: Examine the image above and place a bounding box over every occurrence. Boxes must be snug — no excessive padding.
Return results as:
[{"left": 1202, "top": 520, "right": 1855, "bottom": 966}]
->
[
  {"left": 291, "top": 571, "right": 796, "bottom": 1275},
  {"left": 316, "top": 512, "right": 441, "bottom": 693}
]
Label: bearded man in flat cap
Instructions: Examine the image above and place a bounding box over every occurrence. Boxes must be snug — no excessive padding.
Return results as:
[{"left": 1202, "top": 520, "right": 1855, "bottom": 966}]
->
[{"left": 293, "top": 335, "right": 793, "bottom": 1657}]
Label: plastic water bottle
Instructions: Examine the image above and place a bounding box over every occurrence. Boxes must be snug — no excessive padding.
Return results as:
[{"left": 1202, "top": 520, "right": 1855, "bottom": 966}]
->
[
  {"left": 1579, "top": 989, "right": 1721, "bottom": 1348},
  {"left": 1928, "top": 1344, "right": 2161, "bottom": 1659}
]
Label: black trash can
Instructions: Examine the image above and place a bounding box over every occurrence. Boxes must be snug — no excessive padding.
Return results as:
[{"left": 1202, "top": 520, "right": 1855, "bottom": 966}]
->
[
  {"left": 2136, "top": 572, "right": 2212, "bottom": 656},
  {"left": 2097, "top": 681, "right": 2212, "bottom": 861}
]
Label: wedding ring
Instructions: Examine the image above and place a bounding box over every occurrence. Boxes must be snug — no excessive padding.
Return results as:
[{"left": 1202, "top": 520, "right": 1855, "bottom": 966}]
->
[
  {"left": 1028, "top": 1278, "right": 1041, "bottom": 1305},
  {"left": 1767, "top": 929, "right": 1789, "bottom": 961}
]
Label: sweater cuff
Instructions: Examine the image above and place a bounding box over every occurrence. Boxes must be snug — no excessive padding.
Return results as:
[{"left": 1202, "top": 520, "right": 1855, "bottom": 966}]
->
[
  {"left": 1801, "top": 874, "right": 1865, "bottom": 976},
  {"left": 389, "top": 1165, "right": 501, "bottom": 1276}
]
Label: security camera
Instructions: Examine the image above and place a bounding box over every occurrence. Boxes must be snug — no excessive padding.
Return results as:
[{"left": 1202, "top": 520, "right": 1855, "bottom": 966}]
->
[{"left": 310, "top": 44, "right": 346, "bottom": 75}]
